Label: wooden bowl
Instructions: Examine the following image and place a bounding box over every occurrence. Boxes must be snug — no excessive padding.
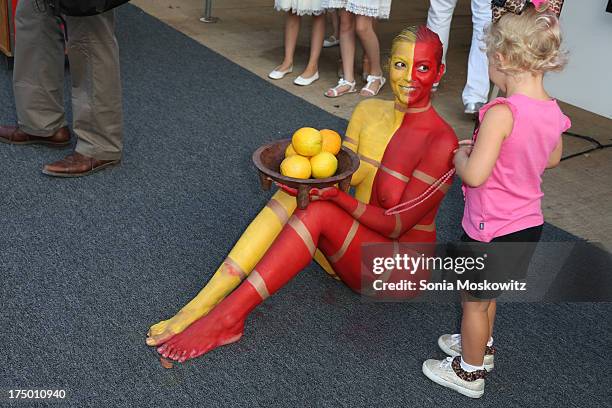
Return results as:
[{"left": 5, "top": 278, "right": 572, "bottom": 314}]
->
[{"left": 253, "top": 139, "right": 360, "bottom": 209}]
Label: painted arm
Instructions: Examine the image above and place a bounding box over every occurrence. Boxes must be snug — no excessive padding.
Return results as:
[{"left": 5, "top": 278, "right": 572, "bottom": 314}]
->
[
  {"left": 454, "top": 104, "right": 512, "bottom": 187},
  {"left": 314, "top": 134, "right": 456, "bottom": 238}
]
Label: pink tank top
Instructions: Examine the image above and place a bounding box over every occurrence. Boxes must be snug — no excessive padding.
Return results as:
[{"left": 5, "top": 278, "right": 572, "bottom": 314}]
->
[{"left": 462, "top": 94, "right": 571, "bottom": 242}]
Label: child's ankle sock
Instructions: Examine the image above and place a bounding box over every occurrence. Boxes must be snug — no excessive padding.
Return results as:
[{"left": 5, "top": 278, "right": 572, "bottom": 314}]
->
[
  {"left": 460, "top": 356, "right": 485, "bottom": 373},
  {"left": 487, "top": 337, "right": 494, "bottom": 347}
]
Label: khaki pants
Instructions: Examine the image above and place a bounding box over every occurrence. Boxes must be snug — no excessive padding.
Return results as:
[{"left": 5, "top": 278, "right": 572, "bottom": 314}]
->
[{"left": 13, "top": 0, "right": 123, "bottom": 160}]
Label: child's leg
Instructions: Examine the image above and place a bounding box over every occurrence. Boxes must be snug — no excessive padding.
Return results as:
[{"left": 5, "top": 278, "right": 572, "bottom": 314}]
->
[
  {"left": 360, "top": 19, "right": 376, "bottom": 79},
  {"left": 330, "top": 10, "right": 339, "bottom": 39},
  {"left": 302, "top": 14, "right": 325, "bottom": 77},
  {"left": 326, "top": 10, "right": 356, "bottom": 96},
  {"left": 355, "top": 16, "right": 381, "bottom": 76},
  {"left": 487, "top": 299, "right": 496, "bottom": 342},
  {"left": 279, "top": 12, "right": 301, "bottom": 70},
  {"left": 354, "top": 16, "right": 384, "bottom": 96},
  {"left": 339, "top": 10, "right": 356, "bottom": 82},
  {"left": 460, "top": 293, "right": 490, "bottom": 366}
]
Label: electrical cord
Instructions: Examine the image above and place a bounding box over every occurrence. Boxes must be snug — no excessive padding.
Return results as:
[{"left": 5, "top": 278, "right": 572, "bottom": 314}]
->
[{"left": 561, "top": 131, "right": 612, "bottom": 161}]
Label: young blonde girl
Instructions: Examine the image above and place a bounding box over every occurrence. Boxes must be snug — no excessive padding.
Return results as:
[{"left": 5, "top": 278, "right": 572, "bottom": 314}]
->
[{"left": 422, "top": 5, "right": 571, "bottom": 398}]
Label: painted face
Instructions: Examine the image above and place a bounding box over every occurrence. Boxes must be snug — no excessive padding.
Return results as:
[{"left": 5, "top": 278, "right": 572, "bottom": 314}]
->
[{"left": 390, "top": 40, "right": 444, "bottom": 109}]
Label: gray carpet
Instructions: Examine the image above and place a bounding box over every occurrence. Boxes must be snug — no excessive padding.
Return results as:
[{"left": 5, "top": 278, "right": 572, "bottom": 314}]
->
[{"left": 0, "top": 5, "right": 610, "bottom": 407}]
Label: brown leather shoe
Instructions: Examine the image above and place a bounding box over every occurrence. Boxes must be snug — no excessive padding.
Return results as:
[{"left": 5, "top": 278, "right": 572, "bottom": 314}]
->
[
  {"left": 0, "top": 126, "right": 71, "bottom": 146},
  {"left": 42, "top": 152, "right": 120, "bottom": 178}
]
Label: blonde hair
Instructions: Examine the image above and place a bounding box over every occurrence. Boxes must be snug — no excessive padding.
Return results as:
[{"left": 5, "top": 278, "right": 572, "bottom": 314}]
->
[{"left": 485, "top": 5, "right": 567, "bottom": 75}]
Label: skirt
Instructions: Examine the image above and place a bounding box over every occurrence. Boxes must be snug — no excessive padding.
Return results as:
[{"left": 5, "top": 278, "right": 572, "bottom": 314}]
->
[
  {"left": 322, "top": 0, "right": 392, "bottom": 19},
  {"left": 275, "top": 0, "right": 325, "bottom": 16}
]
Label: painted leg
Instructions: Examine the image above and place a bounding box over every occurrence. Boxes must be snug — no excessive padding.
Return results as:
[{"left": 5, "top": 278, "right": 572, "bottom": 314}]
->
[
  {"left": 146, "top": 190, "right": 296, "bottom": 346},
  {"left": 157, "top": 202, "right": 382, "bottom": 361}
]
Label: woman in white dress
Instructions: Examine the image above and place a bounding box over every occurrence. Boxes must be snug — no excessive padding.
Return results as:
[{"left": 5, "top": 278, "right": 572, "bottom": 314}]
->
[
  {"left": 269, "top": 0, "right": 326, "bottom": 86},
  {"left": 322, "top": 0, "right": 391, "bottom": 97}
]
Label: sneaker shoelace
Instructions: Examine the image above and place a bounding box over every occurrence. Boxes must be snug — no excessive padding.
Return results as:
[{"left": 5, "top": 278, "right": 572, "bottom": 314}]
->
[{"left": 439, "top": 356, "right": 454, "bottom": 370}]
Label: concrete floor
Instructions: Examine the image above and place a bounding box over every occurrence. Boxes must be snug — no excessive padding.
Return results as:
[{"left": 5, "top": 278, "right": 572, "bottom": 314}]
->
[{"left": 131, "top": 0, "right": 612, "bottom": 249}]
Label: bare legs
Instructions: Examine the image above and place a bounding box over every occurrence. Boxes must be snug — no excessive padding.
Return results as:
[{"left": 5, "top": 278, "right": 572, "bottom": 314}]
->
[
  {"left": 277, "top": 12, "right": 300, "bottom": 72},
  {"left": 156, "top": 201, "right": 390, "bottom": 361},
  {"left": 303, "top": 14, "right": 325, "bottom": 77},
  {"left": 275, "top": 12, "right": 325, "bottom": 79},
  {"left": 331, "top": 10, "right": 339, "bottom": 39},
  {"left": 460, "top": 294, "right": 496, "bottom": 365},
  {"left": 325, "top": 11, "right": 383, "bottom": 97},
  {"left": 146, "top": 190, "right": 297, "bottom": 346},
  {"left": 355, "top": 16, "right": 383, "bottom": 95}
]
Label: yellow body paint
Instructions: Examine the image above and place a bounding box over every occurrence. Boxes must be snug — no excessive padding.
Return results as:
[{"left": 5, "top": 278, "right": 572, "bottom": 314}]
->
[{"left": 146, "top": 101, "right": 406, "bottom": 343}]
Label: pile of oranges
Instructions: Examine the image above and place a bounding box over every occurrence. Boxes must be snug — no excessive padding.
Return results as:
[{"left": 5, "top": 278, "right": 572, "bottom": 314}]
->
[{"left": 280, "top": 128, "right": 342, "bottom": 179}]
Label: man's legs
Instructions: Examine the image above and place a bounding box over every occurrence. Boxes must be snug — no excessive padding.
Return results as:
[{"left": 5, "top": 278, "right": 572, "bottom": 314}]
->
[
  {"left": 65, "top": 11, "right": 123, "bottom": 161},
  {"left": 461, "top": 0, "right": 491, "bottom": 106},
  {"left": 426, "top": 0, "right": 458, "bottom": 65},
  {"left": 13, "top": 0, "right": 66, "bottom": 136}
]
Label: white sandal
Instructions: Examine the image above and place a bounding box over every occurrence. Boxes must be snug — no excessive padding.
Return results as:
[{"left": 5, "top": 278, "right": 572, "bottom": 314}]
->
[
  {"left": 360, "top": 74, "right": 386, "bottom": 97},
  {"left": 324, "top": 78, "right": 357, "bottom": 98}
]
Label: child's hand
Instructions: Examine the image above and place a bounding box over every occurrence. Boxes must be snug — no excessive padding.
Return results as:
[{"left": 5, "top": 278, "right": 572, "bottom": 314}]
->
[{"left": 454, "top": 139, "right": 474, "bottom": 155}]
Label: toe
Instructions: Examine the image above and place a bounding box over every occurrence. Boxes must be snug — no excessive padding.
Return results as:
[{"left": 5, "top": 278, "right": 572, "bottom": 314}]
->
[
  {"left": 162, "top": 346, "right": 174, "bottom": 359},
  {"left": 146, "top": 331, "right": 174, "bottom": 347},
  {"left": 148, "top": 320, "right": 168, "bottom": 336}
]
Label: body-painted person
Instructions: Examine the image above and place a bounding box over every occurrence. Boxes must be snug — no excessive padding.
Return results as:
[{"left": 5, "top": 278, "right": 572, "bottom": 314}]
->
[
  {"left": 422, "top": 4, "right": 570, "bottom": 398},
  {"left": 146, "top": 26, "right": 459, "bottom": 362}
]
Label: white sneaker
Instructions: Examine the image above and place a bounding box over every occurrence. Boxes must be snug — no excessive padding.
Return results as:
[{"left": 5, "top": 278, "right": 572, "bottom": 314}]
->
[
  {"left": 438, "top": 334, "right": 495, "bottom": 371},
  {"left": 422, "top": 356, "right": 485, "bottom": 399},
  {"left": 268, "top": 65, "right": 293, "bottom": 80},
  {"left": 293, "top": 72, "right": 319, "bottom": 86}
]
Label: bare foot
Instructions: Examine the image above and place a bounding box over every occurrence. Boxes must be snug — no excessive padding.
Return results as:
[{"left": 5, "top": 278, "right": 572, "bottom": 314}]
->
[
  {"left": 156, "top": 309, "right": 245, "bottom": 362},
  {"left": 146, "top": 308, "right": 204, "bottom": 346}
]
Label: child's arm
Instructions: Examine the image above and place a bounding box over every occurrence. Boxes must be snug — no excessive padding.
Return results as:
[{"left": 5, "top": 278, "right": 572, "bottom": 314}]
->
[
  {"left": 546, "top": 138, "right": 563, "bottom": 169},
  {"left": 453, "top": 104, "right": 514, "bottom": 187}
]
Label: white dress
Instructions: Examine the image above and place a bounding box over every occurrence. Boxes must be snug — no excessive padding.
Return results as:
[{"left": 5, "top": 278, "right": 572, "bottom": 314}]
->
[
  {"left": 275, "top": 0, "right": 325, "bottom": 16},
  {"left": 322, "top": 0, "right": 392, "bottom": 19}
]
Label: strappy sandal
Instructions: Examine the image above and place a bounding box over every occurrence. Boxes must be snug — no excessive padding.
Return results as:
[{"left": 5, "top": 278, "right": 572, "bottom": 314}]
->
[
  {"left": 324, "top": 78, "right": 357, "bottom": 98},
  {"left": 360, "top": 74, "right": 386, "bottom": 97}
]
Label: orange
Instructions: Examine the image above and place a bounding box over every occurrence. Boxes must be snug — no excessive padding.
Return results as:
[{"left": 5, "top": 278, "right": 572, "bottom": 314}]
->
[
  {"left": 285, "top": 143, "right": 298, "bottom": 157},
  {"left": 280, "top": 155, "right": 312, "bottom": 179},
  {"left": 292, "top": 127, "right": 322, "bottom": 157},
  {"left": 310, "top": 152, "right": 338, "bottom": 179},
  {"left": 320, "top": 129, "right": 342, "bottom": 155}
]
